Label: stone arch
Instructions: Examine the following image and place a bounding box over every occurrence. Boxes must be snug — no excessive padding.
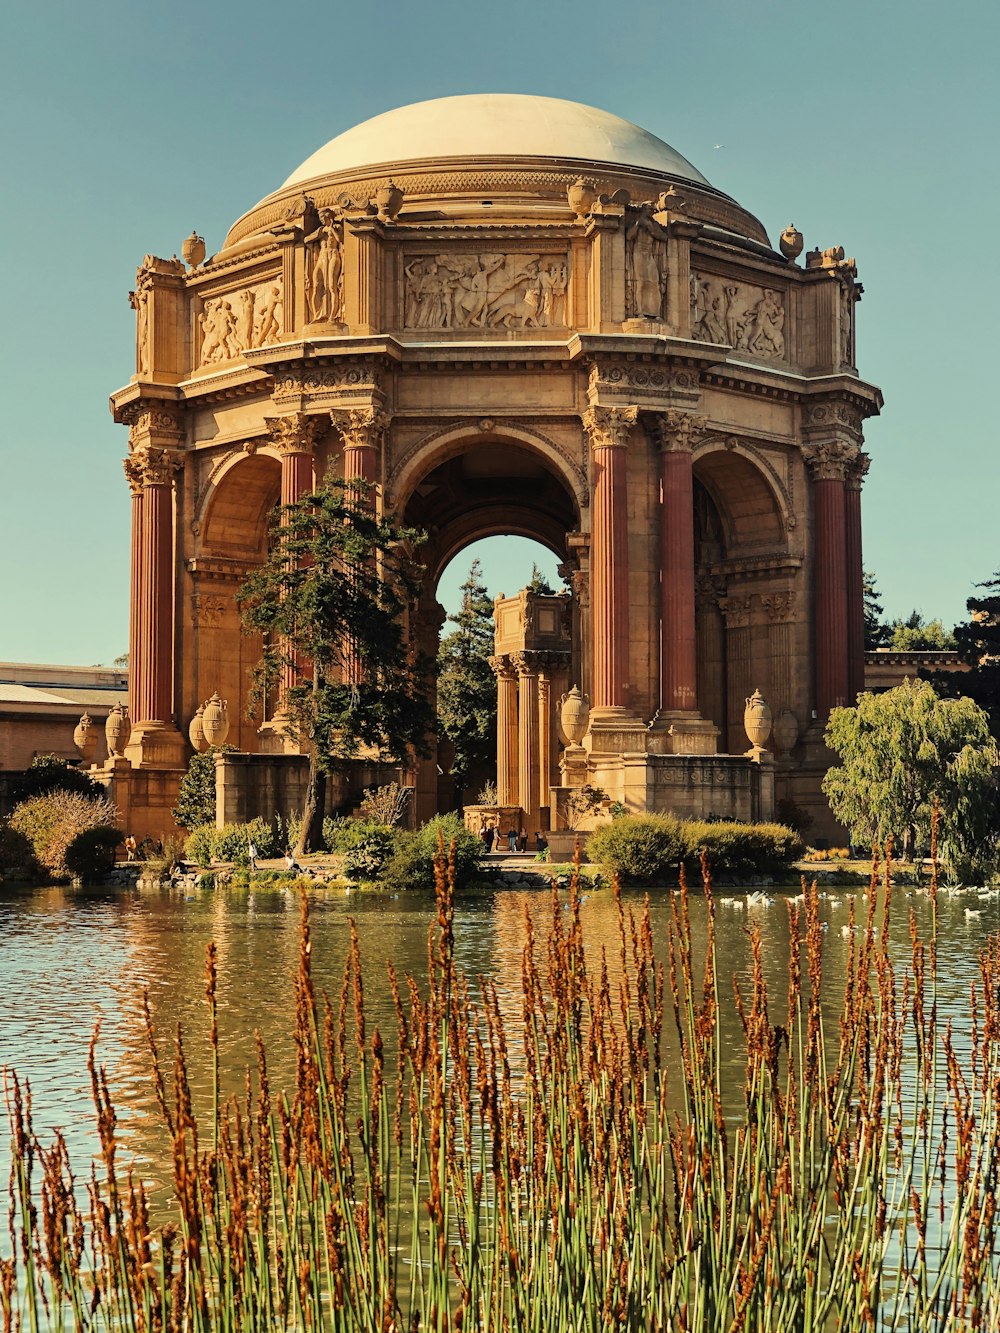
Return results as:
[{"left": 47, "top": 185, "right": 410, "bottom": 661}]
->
[
  {"left": 386, "top": 419, "right": 588, "bottom": 516},
  {"left": 198, "top": 450, "right": 281, "bottom": 558},
  {"left": 691, "top": 439, "right": 790, "bottom": 554}
]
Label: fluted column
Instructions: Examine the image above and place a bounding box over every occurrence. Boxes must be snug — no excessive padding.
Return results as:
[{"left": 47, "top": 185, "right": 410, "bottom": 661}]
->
[
  {"left": 537, "top": 669, "right": 551, "bottom": 821},
  {"left": 515, "top": 654, "right": 540, "bottom": 835},
  {"left": 650, "top": 410, "right": 705, "bottom": 713},
  {"left": 124, "top": 449, "right": 178, "bottom": 727},
  {"left": 333, "top": 406, "right": 388, "bottom": 493},
  {"left": 124, "top": 461, "right": 144, "bottom": 726},
  {"left": 490, "top": 655, "right": 519, "bottom": 808},
  {"left": 845, "top": 453, "right": 870, "bottom": 703},
  {"left": 804, "top": 442, "right": 855, "bottom": 719},
  {"left": 582, "top": 405, "right": 637, "bottom": 712},
  {"left": 265, "top": 414, "right": 325, "bottom": 718}
]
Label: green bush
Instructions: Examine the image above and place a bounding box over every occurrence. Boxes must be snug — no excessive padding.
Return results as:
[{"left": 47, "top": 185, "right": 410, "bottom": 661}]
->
[
  {"left": 185, "top": 824, "right": 215, "bottom": 867},
  {"left": 335, "top": 820, "right": 398, "bottom": 881},
  {"left": 64, "top": 827, "right": 123, "bottom": 883},
  {"left": 681, "top": 821, "right": 802, "bottom": 878},
  {"left": 323, "top": 815, "right": 350, "bottom": 852},
  {"left": 586, "top": 814, "right": 685, "bottom": 885},
  {"left": 12, "top": 756, "right": 102, "bottom": 803},
  {"left": 380, "top": 813, "right": 483, "bottom": 893},
  {"left": 10, "top": 791, "right": 122, "bottom": 881},
  {"left": 0, "top": 821, "right": 39, "bottom": 878},
  {"left": 171, "top": 745, "right": 236, "bottom": 830}
]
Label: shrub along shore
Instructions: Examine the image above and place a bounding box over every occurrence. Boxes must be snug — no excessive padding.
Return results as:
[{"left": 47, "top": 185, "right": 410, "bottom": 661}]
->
[{"left": 5, "top": 843, "right": 1000, "bottom": 1330}]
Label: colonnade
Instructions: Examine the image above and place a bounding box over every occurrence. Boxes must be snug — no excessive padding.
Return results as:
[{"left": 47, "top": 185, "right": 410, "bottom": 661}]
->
[{"left": 490, "top": 651, "right": 569, "bottom": 835}]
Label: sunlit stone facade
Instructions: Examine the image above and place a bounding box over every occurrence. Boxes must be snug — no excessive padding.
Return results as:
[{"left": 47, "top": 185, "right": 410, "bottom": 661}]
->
[{"left": 108, "top": 94, "right": 881, "bottom": 837}]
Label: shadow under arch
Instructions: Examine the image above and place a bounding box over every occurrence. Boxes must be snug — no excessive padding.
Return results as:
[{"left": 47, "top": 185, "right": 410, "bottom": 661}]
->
[
  {"left": 399, "top": 429, "right": 582, "bottom": 585},
  {"left": 691, "top": 440, "right": 790, "bottom": 554},
  {"left": 199, "top": 451, "right": 282, "bottom": 558}
]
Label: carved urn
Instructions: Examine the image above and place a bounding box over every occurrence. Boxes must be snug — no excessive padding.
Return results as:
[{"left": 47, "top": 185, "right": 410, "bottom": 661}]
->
[
  {"left": 73, "top": 712, "right": 98, "bottom": 764},
  {"left": 182, "top": 230, "right": 206, "bottom": 269},
  {"left": 743, "top": 689, "right": 772, "bottom": 757},
  {"left": 779, "top": 224, "right": 804, "bottom": 262},
  {"left": 105, "top": 703, "right": 131, "bottom": 758},
  {"left": 559, "top": 686, "right": 591, "bottom": 747},
  {"left": 201, "top": 693, "right": 230, "bottom": 747},
  {"left": 375, "top": 181, "right": 404, "bottom": 222},
  {"left": 188, "top": 705, "right": 208, "bottom": 753},
  {"left": 772, "top": 708, "right": 800, "bottom": 755},
  {"left": 567, "top": 178, "right": 596, "bottom": 219}
]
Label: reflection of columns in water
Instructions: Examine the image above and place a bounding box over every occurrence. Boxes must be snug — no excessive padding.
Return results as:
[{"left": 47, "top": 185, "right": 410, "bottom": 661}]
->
[
  {"left": 515, "top": 654, "right": 540, "bottom": 833},
  {"left": 721, "top": 594, "right": 753, "bottom": 753},
  {"left": 490, "top": 655, "right": 519, "bottom": 808}
]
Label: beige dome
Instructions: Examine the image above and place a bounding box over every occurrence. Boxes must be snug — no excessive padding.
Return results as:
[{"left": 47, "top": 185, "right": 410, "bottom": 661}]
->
[{"left": 281, "top": 94, "right": 712, "bottom": 189}]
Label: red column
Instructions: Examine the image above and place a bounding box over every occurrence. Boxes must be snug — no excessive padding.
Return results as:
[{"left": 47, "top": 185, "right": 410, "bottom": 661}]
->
[
  {"left": 844, "top": 453, "right": 869, "bottom": 703},
  {"left": 656, "top": 411, "right": 705, "bottom": 713},
  {"left": 808, "top": 446, "right": 851, "bottom": 719},
  {"left": 125, "top": 450, "right": 176, "bottom": 727},
  {"left": 125, "top": 464, "right": 143, "bottom": 725},
  {"left": 585, "top": 406, "right": 637, "bottom": 710},
  {"left": 334, "top": 407, "right": 387, "bottom": 685},
  {"left": 281, "top": 449, "right": 313, "bottom": 508}
]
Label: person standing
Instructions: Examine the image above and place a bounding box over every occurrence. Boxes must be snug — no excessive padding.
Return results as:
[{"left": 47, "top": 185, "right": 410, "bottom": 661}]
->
[
  {"left": 247, "top": 839, "right": 258, "bottom": 871},
  {"left": 507, "top": 827, "right": 518, "bottom": 853}
]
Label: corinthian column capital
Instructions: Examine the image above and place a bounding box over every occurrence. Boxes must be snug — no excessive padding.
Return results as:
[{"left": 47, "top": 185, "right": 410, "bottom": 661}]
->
[
  {"left": 801, "top": 440, "right": 860, "bottom": 482},
  {"left": 645, "top": 409, "right": 710, "bottom": 453},
  {"left": 582, "top": 404, "right": 639, "bottom": 451},
  {"left": 331, "top": 406, "right": 391, "bottom": 451},
  {"left": 124, "top": 446, "right": 180, "bottom": 490},
  {"left": 845, "top": 450, "right": 870, "bottom": 490},
  {"left": 265, "top": 412, "right": 326, "bottom": 455}
]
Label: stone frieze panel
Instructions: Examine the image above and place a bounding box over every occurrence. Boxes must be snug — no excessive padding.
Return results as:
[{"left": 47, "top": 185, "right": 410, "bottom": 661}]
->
[
  {"left": 197, "top": 277, "right": 284, "bottom": 368},
  {"left": 403, "top": 252, "right": 569, "bottom": 330},
  {"left": 691, "top": 272, "right": 787, "bottom": 362}
]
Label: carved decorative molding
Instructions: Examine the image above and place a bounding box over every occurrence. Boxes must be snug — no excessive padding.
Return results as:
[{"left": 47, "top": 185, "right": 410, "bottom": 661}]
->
[
  {"left": 845, "top": 450, "right": 870, "bottom": 490},
  {"left": 123, "top": 447, "right": 181, "bottom": 491},
  {"left": 121, "top": 402, "right": 184, "bottom": 445},
  {"left": 191, "top": 593, "right": 229, "bottom": 628},
  {"left": 691, "top": 272, "right": 787, "bottom": 361},
  {"left": 581, "top": 405, "right": 638, "bottom": 451},
  {"left": 264, "top": 412, "right": 326, "bottom": 455},
  {"left": 331, "top": 406, "right": 391, "bottom": 451},
  {"left": 803, "top": 398, "right": 863, "bottom": 437},
  {"left": 488, "top": 654, "right": 518, "bottom": 681},
  {"left": 404, "top": 252, "right": 569, "bottom": 330},
  {"left": 801, "top": 440, "right": 860, "bottom": 482},
  {"left": 760, "top": 591, "right": 795, "bottom": 622},
  {"left": 588, "top": 361, "right": 698, "bottom": 395},
  {"left": 645, "top": 409, "right": 710, "bottom": 453},
  {"left": 718, "top": 594, "right": 754, "bottom": 629},
  {"left": 274, "top": 361, "right": 381, "bottom": 397}
]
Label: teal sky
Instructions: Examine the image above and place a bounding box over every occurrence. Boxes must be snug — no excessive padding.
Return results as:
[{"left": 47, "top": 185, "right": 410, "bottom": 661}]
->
[{"left": 1, "top": 0, "right": 997, "bottom": 664}]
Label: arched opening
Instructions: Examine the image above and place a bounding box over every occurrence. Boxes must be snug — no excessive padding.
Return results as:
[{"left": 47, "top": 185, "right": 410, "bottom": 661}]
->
[{"left": 399, "top": 436, "right": 580, "bottom": 822}]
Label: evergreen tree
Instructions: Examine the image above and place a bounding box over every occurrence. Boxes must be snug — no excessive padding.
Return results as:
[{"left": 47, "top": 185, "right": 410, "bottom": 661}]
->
[
  {"left": 436, "top": 560, "right": 497, "bottom": 798},
  {"left": 886, "top": 611, "right": 956, "bottom": 651},
  {"left": 171, "top": 744, "right": 236, "bottom": 830},
  {"left": 527, "top": 562, "right": 556, "bottom": 595},
  {"left": 927, "top": 571, "right": 1000, "bottom": 739},
  {"left": 238, "top": 477, "right": 433, "bottom": 854},
  {"left": 863, "top": 568, "right": 890, "bottom": 649},
  {"left": 823, "top": 679, "right": 998, "bottom": 876}
]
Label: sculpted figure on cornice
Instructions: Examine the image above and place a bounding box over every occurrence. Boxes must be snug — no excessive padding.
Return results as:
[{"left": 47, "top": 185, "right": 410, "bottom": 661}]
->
[
  {"left": 403, "top": 253, "right": 568, "bottom": 330},
  {"left": 624, "top": 202, "right": 669, "bottom": 320},
  {"left": 303, "top": 207, "right": 345, "bottom": 325},
  {"left": 130, "top": 289, "right": 149, "bottom": 375},
  {"left": 691, "top": 273, "right": 786, "bottom": 360},
  {"left": 199, "top": 278, "right": 283, "bottom": 366}
]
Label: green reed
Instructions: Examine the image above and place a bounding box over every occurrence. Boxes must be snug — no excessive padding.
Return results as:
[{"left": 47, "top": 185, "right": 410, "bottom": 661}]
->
[{"left": 4, "top": 833, "right": 1000, "bottom": 1330}]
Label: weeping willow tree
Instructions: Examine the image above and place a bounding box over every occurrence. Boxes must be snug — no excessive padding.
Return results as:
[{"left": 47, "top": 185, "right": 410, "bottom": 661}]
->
[{"left": 238, "top": 477, "right": 433, "bottom": 853}]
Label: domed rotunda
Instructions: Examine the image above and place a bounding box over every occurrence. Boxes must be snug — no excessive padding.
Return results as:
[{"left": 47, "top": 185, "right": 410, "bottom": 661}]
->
[{"left": 110, "top": 94, "right": 881, "bottom": 839}]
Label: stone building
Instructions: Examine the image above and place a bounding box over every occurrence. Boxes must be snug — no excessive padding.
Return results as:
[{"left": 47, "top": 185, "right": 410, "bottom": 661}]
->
[{"left": 108, "top": 93, "right": 882, "bottom": 837}]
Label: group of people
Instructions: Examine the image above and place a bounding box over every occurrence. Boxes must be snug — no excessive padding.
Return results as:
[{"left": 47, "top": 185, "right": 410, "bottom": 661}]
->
[{"left": 479, "top": 824, "right": 548, "bottom": 855}]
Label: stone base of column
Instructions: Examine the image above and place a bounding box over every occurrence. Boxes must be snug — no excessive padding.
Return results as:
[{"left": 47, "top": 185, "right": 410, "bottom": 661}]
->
[
  {"left": 303, "top": 319, "right": 349, "bottom": 336},
  {"left": 621, "top": 318, "right": 672, "bottom": 335},
  {"left": 585, "top": 706, "right": 649, "bottom": 755},
  {"left": 647, "top": 710, "right": 720, "bottom": 756},
  {"left": 124, "top": 721, "right": 187, "bottom": 770}
]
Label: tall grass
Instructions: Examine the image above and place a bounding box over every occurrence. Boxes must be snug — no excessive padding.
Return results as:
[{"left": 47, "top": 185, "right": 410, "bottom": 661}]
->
[{"left": 4, "top": 837, "right": 1000, "bottom": 1330}]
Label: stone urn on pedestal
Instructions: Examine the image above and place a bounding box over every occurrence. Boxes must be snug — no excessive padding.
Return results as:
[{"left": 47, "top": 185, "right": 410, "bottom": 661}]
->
[
  {"left": 201, "top": 693, "right": 230, "bottom": 748},
  {"left": 743, "top": 689, "right": 773, "bottom": 761},
  {"left": 73, "top": 712, "right": 98, "bottom": 765},
  {"left": 567, "top": 178, "right": 596, "bottom": 219},
  {"left": 188, "top": 705, "right": 208, "bottom": 753},
  {"left": 558, "top": 686, "right": 590, "bottom": 789},
  {"left": 105, "top": 703, "right": 131, "bottom": 760}
]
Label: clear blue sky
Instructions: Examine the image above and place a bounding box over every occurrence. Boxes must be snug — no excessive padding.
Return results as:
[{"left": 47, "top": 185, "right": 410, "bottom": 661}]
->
[{"left": 2, "top": 0, "right": 997, "bottom": 664}]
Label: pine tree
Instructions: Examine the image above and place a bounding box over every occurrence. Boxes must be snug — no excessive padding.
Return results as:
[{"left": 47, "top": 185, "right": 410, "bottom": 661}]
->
[
  {"left": 238, "top": 477, "right": 433, "bottom": 853},
  {"left": 863, "top": 568, "right": 890, "bottom": 649},
  {"left": 436, "top": 560, "right": 497, "bottom": 800},
  {"left": 927, "top": 571, "right": 1000, "bottom": 739}
]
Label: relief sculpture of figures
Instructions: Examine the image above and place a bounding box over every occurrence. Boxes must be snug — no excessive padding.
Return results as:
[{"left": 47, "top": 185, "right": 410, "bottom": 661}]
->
[
  {"left": 403, "top": 253, "right": 569, "bottom": 330},
  {"left": 254, "top": 283, "right": 282, "bottom": 346},
  {"left": 131, "top": 288, "right": 149, "bottom": 375},
  {"left": 198, "top": 280, "right": 283, "bottom": 366},
  {"left": 199, "top": 297, "right": 238, "bottom": 364},
  {"left": 691, "top": 273, "right": 786, "bottom": 360},
  {"left": 624, "top": 202, "right": 669, "bottom": 320},
  {"left": 303, "top": 207, "right": 344, "bottom": 325}
]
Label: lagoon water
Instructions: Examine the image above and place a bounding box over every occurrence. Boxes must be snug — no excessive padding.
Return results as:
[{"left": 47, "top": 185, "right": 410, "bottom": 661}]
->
[{"left": 1, "top": 877, "right": 997, "bottom": 1210}]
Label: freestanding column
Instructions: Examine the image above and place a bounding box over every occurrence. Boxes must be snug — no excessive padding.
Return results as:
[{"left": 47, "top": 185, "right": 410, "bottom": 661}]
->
[
  {"left": 490, "top": 655, "right": 519, "bottom": 809},
  {"left": 804, "top": 442, "right": 855, "bottom": 719},
  {"left": 652, "top": 410, "right": 706, "bottom": 713},
  {"left": 515, "top": 653, "right": 540, "bottom": 836},
  {"left": 123, "top": 448, "right": 178, "bottom": 728},
  {"left": 845, "top": 453, "right": 870, "bottom": 704},
  {"left": 582, "top": 405, "right": 637, "bottom": 712},
  {"left": 124, "top": 461, "right": 144, "bottom": 726},
  {"left": 537, "top": 668, "right": 551, "bottom": 822},
  {"left": 332, "top": 407, "right": 388, "bottom": 685}
]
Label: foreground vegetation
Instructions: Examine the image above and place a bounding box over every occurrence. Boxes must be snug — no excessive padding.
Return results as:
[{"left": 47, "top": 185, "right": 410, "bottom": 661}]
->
[{"left": 6, "top": 836, "right": 1000, "bottom": 1331}]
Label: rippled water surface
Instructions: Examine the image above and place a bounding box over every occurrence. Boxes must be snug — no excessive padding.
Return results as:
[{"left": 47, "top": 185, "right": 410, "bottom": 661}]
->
[{"left": 2, "top": 877, "right": 998, "bottom": 1206}]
